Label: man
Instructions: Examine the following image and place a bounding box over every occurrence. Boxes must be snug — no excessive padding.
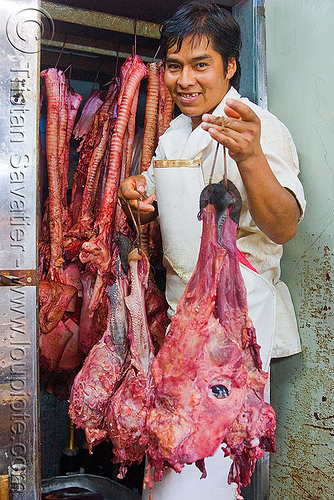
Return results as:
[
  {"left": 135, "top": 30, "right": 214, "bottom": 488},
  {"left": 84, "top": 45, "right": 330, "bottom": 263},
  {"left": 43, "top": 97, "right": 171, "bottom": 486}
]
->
[{"left": 119, "top": 1, "right": 306, "bottom": 497}]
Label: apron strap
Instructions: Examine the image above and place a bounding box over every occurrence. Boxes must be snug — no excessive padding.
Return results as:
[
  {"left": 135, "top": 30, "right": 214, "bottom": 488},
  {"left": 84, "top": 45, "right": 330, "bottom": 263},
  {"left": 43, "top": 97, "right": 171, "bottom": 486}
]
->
[{"left": 154, "top": 153, "right": 202, "bottom": 169}]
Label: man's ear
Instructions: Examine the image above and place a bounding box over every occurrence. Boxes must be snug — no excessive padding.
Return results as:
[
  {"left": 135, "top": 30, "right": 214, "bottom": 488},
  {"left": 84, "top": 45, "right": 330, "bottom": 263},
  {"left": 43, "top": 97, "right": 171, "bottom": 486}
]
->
[{"left": 226, "top": 58, "right": 237, "bottom": 80}]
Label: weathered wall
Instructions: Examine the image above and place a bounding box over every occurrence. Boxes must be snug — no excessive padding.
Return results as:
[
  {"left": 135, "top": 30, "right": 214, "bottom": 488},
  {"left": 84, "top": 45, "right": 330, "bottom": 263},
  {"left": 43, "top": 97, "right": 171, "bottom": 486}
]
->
[{"left": 265, "top": 0, "right": 334, "bottom": 498}]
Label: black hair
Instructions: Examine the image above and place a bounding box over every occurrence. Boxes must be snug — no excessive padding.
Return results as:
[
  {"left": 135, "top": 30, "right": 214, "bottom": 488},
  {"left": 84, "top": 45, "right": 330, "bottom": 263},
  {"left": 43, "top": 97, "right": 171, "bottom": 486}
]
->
[{"left": 160, "top": 0, "right": 242, "bottom": 90}]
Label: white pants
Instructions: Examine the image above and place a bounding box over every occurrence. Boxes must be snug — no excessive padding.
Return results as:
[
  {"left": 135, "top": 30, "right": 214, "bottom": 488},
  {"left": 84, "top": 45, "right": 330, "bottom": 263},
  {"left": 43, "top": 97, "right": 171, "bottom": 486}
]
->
[{"left": 142, "top": 449, "right": 237, "bottom": 500}]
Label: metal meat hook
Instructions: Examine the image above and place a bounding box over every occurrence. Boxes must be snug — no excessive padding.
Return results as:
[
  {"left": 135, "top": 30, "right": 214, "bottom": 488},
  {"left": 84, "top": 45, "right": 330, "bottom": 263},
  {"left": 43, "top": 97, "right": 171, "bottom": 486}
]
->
[
  {"left": 223, "top": 144, "right": 228, "bottom": 188},
  {"left": 125, "top": 196, "right": 143, "bottom": 250},
  {"left": 209, "top": 141, "right": 220, "bottom": 187},
  {"left": 208, "top": 116, "right": 228, "bottom": 189}
]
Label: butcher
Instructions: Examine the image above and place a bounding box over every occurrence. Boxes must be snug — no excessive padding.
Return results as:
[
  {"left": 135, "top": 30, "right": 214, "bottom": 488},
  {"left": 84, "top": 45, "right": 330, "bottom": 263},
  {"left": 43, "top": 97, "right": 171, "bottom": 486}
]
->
[{"left": 118, "top": 1, "right": 306, "bottom": 498}]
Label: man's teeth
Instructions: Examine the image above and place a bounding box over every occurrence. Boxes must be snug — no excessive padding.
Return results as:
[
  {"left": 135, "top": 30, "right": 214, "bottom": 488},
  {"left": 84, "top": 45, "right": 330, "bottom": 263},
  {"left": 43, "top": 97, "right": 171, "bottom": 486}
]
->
[{"left": 179, "top": 93, "right": 200, "bottom": 97}]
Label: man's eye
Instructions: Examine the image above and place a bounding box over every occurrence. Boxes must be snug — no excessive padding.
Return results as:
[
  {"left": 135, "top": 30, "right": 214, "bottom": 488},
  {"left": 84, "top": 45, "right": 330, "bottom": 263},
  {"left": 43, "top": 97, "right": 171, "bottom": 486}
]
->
[
  {"left": 167, "top": 64, "right": 180, "bottom": 71},
  {"left": 197, "top": 62, "right": 208, "bottom": 69}
]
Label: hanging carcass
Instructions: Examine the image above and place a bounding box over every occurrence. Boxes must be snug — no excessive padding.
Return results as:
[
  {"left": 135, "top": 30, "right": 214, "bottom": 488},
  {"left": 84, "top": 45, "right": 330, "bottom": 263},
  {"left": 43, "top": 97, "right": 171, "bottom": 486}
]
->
[{"left": 144, "top": 181, "right": 276, "bottom": 497}]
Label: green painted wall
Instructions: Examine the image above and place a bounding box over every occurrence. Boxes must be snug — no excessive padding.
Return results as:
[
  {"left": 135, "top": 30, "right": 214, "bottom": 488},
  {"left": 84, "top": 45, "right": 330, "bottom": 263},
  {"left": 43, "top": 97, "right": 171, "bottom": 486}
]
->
[{"left": 265, "top": 0, "right": 334, "bottom": 498}]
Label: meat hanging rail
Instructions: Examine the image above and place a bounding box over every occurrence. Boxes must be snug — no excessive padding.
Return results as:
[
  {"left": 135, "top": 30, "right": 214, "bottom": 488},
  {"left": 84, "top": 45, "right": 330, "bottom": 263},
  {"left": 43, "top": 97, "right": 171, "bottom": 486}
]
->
[{"left": 40, "top": 0, "right": 162, "bottom": 72}]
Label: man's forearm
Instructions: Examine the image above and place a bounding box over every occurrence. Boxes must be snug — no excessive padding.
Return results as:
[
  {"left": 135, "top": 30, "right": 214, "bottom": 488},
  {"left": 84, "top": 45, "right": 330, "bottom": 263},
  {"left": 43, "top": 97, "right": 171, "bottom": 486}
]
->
[{"left": 238, "top": 153, "right": 301, "bottom": 244}]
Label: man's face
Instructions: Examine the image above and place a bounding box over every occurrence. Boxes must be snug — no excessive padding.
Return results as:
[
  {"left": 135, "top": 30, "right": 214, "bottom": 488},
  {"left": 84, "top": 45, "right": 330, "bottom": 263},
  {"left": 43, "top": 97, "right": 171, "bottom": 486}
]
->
[{"left": 164, "top": 35, "right": 236, "bottom": 129}]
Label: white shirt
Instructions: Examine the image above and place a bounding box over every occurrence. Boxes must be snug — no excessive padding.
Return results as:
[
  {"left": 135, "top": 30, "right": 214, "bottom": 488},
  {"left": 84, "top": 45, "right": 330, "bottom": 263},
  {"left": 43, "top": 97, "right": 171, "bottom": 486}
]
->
[{"left": 143, "top": 87, "right": 306, "bottom": 358}]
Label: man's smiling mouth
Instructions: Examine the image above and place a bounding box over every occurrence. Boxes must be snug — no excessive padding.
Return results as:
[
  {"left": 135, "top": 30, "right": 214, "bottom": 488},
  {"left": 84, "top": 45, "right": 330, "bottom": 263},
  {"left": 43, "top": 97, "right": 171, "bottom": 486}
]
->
[{"left": 178, "top": 92, "right": 201, "bottom": 98}]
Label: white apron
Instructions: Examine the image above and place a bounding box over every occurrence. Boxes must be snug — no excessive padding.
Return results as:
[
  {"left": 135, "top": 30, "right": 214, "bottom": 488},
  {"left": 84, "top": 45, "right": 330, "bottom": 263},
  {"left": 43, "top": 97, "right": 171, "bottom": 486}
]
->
[{"left": 142, "top": 158, "right": 276, "bottom": 500}]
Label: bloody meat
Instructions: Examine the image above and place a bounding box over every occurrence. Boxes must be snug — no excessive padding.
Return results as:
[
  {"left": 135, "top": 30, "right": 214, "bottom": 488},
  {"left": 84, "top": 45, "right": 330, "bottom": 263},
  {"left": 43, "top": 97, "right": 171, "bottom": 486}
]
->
[{"left": 144, "top": 181, "right": 276, "bottom": 497}]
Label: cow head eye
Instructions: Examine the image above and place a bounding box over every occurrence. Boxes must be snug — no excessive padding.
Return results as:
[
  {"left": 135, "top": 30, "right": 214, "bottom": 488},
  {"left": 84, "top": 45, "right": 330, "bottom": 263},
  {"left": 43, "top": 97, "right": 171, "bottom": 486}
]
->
[{"left": 211, "top": 384, "right": 229, "bottom": 399}]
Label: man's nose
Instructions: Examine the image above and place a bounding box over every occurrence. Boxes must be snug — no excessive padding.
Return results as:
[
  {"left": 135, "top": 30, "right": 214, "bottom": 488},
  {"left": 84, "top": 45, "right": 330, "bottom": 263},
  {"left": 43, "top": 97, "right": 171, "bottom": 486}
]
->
[{"left": 177, "top": 66, "right": 196, "bottom": 87}]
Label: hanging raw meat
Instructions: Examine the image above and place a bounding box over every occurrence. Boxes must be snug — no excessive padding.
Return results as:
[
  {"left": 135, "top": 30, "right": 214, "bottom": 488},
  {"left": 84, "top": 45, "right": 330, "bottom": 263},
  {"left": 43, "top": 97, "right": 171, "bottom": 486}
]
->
[
  {"left": 137, "top": 62, "right": 171, "bottom": 348},
  {"left": 39, "top": 280, "right": 77, "bottom": 334},
  {"left": 144, "top": 279, "right": 169, "bottom": 355},
  {"left": 38, "top": 56, "right": 171, "bottom": 404},
  {"left": 157, "top": 61, "right": 174, "bottom": 138},
  {"left": 39, "top": 69, "right": 85, "bottom": 388},
  {"left": 144, "top": 181, "right": 276, "bottom": 497},
  {"left": 69, "top": 256, "right": 130, "bottom": 449},
  {"left": 64, "top": 78, "right": 120, "bottom": 258},
  {"left": 73, "top": 88, "right": 104, "bottom": 141},
  {"left": 40, "top": 68, "right": 66, "bottom": 278},
  {"left": 140, "top": 62, "right": 160, "bottom": 173},
  {"left": 38, "top": 57, "right": 145, "bottom": 385},
  {"left": 105, "top": 247, "right": 155, "bottom": 478},
  {"left": 81, "top": 56, "right": 149, "bottom": 316},
  {"left": 139, "top": 61, "right": 173, "bottom": 299},
  {"left": 95, "top": 56, "right": 149, "bottom": 244}
]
